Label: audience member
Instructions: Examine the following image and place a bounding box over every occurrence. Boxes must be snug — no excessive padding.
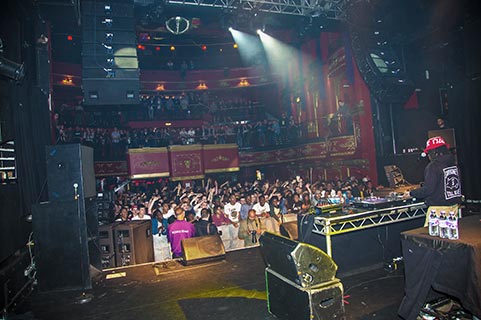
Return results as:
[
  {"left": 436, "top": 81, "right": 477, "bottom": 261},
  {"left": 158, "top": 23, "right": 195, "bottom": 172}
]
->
[
  {"left": 194, "top": 208, "right": 218, "bottom": 237},
  {"left": 238, "top": 209, "right": 265, "bottom": 247},
  {"left": 167, "top": 207, "right": 196, "bottom": 258}
]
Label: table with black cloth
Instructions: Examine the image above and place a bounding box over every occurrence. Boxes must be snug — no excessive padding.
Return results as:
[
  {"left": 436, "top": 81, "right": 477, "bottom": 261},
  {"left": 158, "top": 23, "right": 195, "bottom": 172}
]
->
[{"left": 398, "top": 214, "right": 481, "bottom": 320}]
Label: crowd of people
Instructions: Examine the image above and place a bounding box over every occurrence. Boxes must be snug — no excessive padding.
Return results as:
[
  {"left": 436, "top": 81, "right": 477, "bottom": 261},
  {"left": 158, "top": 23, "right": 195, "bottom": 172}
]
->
[
  {"left": 56, "top": 93, "right": 267, "bottom": 126},
  {"left": 55, "top": 118, "right": 306, "bottom": 160},
  {"left": 108, "top": 174, "right": 377, "bottom": 261}
]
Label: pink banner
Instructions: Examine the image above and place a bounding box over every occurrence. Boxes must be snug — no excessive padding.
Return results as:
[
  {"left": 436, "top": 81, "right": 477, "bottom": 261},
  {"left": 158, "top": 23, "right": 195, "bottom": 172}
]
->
[
  {"left": 203, "top": 144, "right": 239, "bottom": 174},
  {"left": 168, "top": 145, "right": 204, "bottom": 181},
  {"left": 127, "top": 148, "right": 170, "bottom": 179}
]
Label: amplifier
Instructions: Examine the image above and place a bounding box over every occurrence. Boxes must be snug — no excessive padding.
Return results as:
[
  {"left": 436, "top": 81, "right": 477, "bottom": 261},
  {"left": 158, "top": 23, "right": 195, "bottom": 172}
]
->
[
  {"left": 114, "top": 221, "right": 153, "bottom": 267},
  {"left": 99, "top": 223, "right": 118, "bottom": 268}
]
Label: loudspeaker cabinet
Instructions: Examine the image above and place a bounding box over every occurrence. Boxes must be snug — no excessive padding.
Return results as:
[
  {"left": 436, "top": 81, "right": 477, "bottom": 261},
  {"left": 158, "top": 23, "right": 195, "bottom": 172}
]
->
[{"left": 266, "top": 268, "right": 345, "bottom": 320}]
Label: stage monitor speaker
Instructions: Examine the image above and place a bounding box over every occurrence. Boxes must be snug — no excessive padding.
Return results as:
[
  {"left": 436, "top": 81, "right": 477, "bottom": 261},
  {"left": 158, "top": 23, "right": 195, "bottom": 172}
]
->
[
  {"left": 181, "top": 235, "right": 226, "bottom": 266},
  {"left": 280, "top": 221, "right": 298, "bottom": 240},
  {"left": 32, "top": 200, "right": 93, "bottom": 292},
  {"left": 259, "top": 232, "right": 337, "bottom": 288},
  {"left": 266, "top": 268, "right": 344, "bottom": 320},
  {"left": 46, "top": 144, "right": 96, "bottom": 201}
]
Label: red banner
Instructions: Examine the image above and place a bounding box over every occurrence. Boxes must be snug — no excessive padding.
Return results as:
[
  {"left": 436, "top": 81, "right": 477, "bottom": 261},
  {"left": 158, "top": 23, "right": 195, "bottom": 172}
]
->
[
  {"left": 203, "top": 144, "right": 239, "bottom": 174},
  {"left": 94, "top": 161, "right": 128, "bottom": 177},
  {"left": 168, "top": 145, "right": 204, "bottom": 181},
  {"left": 127, "top": 148, "right": 170, "bottom": 179}
]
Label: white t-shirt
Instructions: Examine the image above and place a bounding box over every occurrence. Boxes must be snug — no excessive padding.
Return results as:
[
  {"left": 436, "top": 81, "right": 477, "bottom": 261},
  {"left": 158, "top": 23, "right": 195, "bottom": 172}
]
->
[
  {"left": 224, "top": 202, "right": 241, "bottom": 223},
  {"left": 131, "top": 215, "right": 151, "bottom": 220},
  {"left": 252, "top": 202, "right": 270, "bottom": 217},
  {"left": 165, "top": 208, "right": 175, "bottom": 219}
]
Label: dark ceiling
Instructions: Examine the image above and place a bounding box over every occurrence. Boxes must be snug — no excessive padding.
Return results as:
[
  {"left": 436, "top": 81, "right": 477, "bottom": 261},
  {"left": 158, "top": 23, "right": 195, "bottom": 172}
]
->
[{"left": 32, "top": 0, "right": 480, "bottom": 67}]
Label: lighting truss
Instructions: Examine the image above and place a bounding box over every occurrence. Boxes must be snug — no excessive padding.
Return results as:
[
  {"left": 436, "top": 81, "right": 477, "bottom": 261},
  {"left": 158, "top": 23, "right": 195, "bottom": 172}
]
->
[{"left": 165, "top": 0, "right": 347, "bottom": 20}]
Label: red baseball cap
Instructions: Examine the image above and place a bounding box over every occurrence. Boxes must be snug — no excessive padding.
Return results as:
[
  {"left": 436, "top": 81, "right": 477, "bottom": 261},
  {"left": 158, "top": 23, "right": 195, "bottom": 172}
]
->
[{"left": 424, "top": 136, "right": 449, "bottom": 153}]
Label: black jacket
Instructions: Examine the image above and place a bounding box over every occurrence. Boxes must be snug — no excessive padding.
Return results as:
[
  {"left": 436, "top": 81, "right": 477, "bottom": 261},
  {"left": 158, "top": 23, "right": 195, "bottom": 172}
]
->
[
  {"left": 410, "top": 153, "right": 462, "bottom": 206},
  {"left": 194, "top": 219, "right": 218, "bottom": 237}
]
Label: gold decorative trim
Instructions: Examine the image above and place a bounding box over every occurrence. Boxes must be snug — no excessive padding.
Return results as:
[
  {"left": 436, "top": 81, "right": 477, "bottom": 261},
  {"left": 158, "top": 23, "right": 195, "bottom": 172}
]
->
[
  {"left": 168, "top": 144, "right": 203, "bottom": 151},
  {"left": 203, "top": 144, "right": 238, "bottom": 150},
  {"left": 130, "top": 172, "right": 170, "bottom": 179},
  {"left": 239, "top": 154, "right": 329, "bottom": 166},
  {"left": 171, "top": 174, "right": 205, "bottom": 181},
  {"left": 204, "top": 167, "right": 240, "bottom": 174},
  {"left": 127, "top": 147, "right": 168, "bottom": 154},
  {"left": 330, "top": 152, "right": 356, "bottom": 157}
]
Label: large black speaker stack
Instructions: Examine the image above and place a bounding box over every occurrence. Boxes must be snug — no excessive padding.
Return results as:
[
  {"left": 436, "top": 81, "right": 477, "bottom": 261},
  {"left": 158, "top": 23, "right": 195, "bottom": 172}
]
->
[
  {"left": 81, "top": 0, "right": 139, "bottom": 106},
  {"left": 259, "top": 232, "right": 345, "bottom": 320},
  {"left": 45, "top": 144, "right": 96, "bottom": 201},
  {"left": 347, "top": 1, "right": 414, "bottom": 104},
  {"left": 32, "top": 144, "right": 99, "bottom": 292}
]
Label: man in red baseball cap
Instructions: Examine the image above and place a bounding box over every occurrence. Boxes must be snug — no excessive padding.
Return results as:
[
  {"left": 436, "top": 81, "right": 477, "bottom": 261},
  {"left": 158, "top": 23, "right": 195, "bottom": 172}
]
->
[{"left": 409, "top": 136, "right": 461, "bottom": 206}]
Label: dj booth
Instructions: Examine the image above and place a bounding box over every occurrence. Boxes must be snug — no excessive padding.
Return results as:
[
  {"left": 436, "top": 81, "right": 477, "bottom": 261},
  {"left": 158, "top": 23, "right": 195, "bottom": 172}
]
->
[{"left": 304, "top": 198, "right": 427, "bottom": 275}]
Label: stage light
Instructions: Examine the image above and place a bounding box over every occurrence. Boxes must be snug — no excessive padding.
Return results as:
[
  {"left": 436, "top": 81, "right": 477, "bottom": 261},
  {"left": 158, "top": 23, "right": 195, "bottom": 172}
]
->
[
  {"left": 0, "top": 56, "right": 25, "bottom": 81},
  {"left": 155, "top": 46, "right": 160, "bottom": 51},
  {"left": 256, "top": 29, "right": 262, "bottom": 35},
  {"left": 233, "top": 43, "right": 238, "bottom": 49},
  {"left": 201, "top": 45, "right": 207, "bottom": 51},
  {"left": 228, "top": 27, "right": 233, "bottom": 32},
  {"left": 61, "top": 77, "right": 74, "bottom": 86},
  {"left": 170, "top": 45, "right": 175, "bottom": 51},
  {"left": 196, "top": 82, "right": 208, "bottom": 90},
  {"left": 67, "top": 35, "right": 73, "bottom": 41}
]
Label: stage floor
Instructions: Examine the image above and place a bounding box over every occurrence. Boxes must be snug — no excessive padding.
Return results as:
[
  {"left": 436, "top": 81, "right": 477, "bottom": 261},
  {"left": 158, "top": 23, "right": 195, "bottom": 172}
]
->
[{"left": 16, "top": 247, "right": 409, "bottom": 320}]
